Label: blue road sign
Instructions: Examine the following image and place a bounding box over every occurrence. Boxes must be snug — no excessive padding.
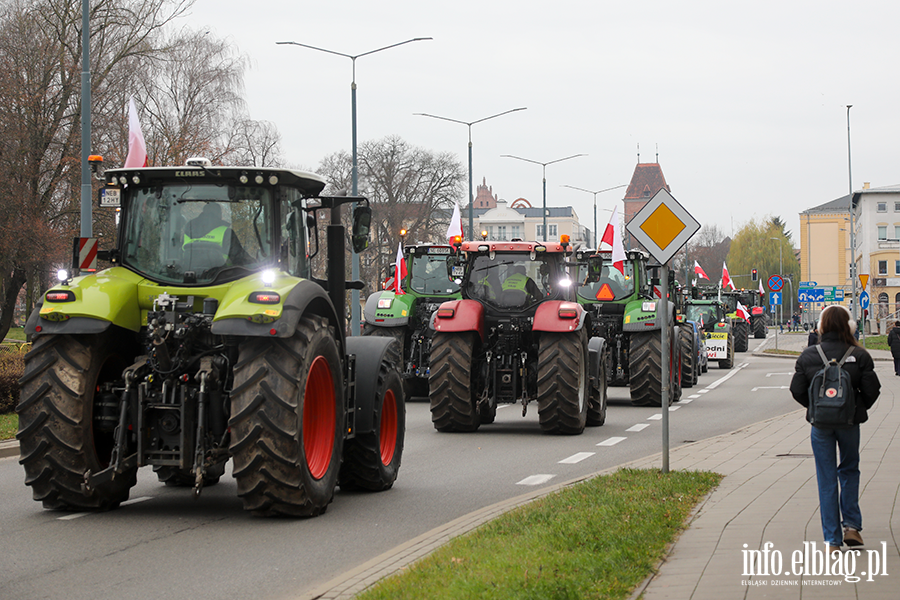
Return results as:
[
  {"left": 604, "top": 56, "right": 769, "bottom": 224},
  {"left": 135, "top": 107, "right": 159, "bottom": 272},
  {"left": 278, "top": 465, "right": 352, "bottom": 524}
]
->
[
  {"left": 769, "top": 291, "right": 782, "bottom": 305},
  {"left": 768, "top": 275, "right": 784, "bottom": 292},
  {"left": 798, "top": 288, "right": 825, "bottom": 302},
  {"left": 800, "top": 281, "right": 817, "bottom": 287},
  {"left": 835, "top": 289, "right": 845, "bottom": 301},
  {"left": 860, "top": 291, "right": 870, "bottom": 310}
]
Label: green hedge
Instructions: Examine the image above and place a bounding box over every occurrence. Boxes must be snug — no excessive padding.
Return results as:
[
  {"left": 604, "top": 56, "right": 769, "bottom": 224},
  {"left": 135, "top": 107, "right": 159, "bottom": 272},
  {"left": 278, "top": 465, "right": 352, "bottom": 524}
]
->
[{"left": 0, "top": 344, "right": 28, "bottom": 414}]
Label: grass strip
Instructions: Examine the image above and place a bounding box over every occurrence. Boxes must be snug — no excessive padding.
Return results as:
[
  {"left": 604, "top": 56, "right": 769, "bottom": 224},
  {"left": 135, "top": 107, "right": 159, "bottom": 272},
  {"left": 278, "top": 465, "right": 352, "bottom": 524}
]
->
[
  {"left": 862, "top": 334, "right": 887, "bottom": 351},
  {"left": 358, "top": 468, "right": 721, "bottom": 600},
  {"left": 763, "top": 348, "right": 801, "bottom": 356},
  {"left": 0, "top": 412, "right": 16, "bottom": 440}
]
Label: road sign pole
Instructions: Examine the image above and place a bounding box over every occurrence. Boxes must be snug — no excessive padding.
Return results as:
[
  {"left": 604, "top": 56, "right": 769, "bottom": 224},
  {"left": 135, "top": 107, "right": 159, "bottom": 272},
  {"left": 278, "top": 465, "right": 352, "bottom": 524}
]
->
[{"left": 660, "top": 263, "right": 669, "bottom": 474}]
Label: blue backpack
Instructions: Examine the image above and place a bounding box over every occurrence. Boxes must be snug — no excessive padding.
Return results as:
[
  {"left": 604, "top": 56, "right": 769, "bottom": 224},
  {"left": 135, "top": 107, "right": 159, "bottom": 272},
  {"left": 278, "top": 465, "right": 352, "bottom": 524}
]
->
[{"left": 807, "top": 345, "right": 856, "bottom": 429}]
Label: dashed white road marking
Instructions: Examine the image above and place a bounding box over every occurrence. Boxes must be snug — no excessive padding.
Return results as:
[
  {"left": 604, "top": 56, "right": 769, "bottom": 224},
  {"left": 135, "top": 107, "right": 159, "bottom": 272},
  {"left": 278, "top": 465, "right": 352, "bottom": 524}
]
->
[
  {"left": 697, "top": 389, "right": 710, "bottom": 394},
  {"left": 626, "top": 423, "right": 650, "bottom": 432},
  {"left": 766, "top": 372, "right": 793, "bottom": 377},
  {"left": 679, "top": 398, "right": 693, "bottom": 404},
  {"left": 705, "top": 362, "right": 748, "bottom": 389},
  {"left": 559, "top": 452, "right": 595, "bottom": 464},
  {"left": 752, "top": 385, "right": 789, "bottom": 392},
  {"left": 58, "top": 512, "right": 90, "bottom": 521},
  {"left": 688, "top": 394, "right": 701, "bottom": 399},
  {"left": 121, "top": 496, "right": 152, "bottom": 507},
  {"left": 597, "top": 436, "right": 627, "bottom": 446},
  {"left": 648, "top": 414, "right": 662, "bottom": 420},
  {"left": 517, "top": 474, "right": 555, "bottom": 486},
  {"left": 57, "top": 496, "right": 152, "bottom": 521}
]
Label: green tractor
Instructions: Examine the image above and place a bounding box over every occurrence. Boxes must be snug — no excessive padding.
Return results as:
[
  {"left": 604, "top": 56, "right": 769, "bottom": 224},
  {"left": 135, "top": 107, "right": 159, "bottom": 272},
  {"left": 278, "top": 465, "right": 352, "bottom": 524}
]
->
[
  {"left": 363, "top": 243, "right": 463, "bottom": 397},
  {"left": 575, "top": 249, "right": 682, "bottom": 406},
  {"left": 19, "top": 160, "right": 405, "bottom": 517},
  {"left": 682, "top": 297, "right": 735, "bottom": 369},
  {"left": 699, "top": 288, "right": 765, "bottom": 350}
]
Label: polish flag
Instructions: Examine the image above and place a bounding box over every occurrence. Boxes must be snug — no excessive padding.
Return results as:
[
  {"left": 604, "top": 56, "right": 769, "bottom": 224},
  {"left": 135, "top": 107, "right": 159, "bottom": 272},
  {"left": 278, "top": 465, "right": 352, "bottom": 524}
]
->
[
  {"left": 694, "top": 260, "right": 710, "bottom": 281},
  {"left": 759, "top": 278, "right": 765, "bottom": 297},
  {"left": 600, "top": 205, "right": 626, "bottom": 275},
  {"left": 124, "top": 96, "right": 148, "bottom": 168},
  {"left": 446, "top": 201, "right": 463, "bottom": 245},
  {"left": 736, "top": 301, "right": 751, "bottom": 321},
  {"left": 722, "top": 262, "right": 736, "bottom": 290},
  {"left": 394, "top": 242, "right": 407, "bottom": 295}
]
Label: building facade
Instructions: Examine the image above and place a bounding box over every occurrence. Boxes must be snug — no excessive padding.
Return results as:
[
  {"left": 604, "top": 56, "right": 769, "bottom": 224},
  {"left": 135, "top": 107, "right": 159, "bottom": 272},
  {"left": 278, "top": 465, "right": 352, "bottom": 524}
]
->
[
  {"left": 799, "top": 194, "right": 852, "bottom": 291},
  {"left": 623, "top": 162, "right": 671, "bottom": 250},
  {"left": 851, "top": 183, "right": 900, "bottom": 329}
]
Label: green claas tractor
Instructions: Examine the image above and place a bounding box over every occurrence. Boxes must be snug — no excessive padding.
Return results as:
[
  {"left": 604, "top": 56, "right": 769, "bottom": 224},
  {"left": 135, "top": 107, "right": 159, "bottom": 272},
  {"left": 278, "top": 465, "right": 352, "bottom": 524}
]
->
[
  {"left": 699, "top": 288, "right": 764, "bottom": 350},
  {"left": 682, "top": 297, "right": 734, "bottom": 369},
  {"left": 429, "top": 239, "right": 608, "bottom": 434},
  {"left": 575, "top": 249, "right": 682, "bottom": 406},
  {"left": 363, "top": 243, "right": 463, "bottom": 397},
  {"left": 18, "top": 160, "right": 405, "bottom": 517}
]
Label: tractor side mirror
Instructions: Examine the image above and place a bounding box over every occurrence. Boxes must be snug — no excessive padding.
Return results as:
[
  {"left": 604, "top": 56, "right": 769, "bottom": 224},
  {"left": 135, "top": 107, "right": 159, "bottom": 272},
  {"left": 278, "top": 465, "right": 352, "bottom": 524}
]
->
[{"left": 351, "top": 206, "right": 371, "bottom": 254}]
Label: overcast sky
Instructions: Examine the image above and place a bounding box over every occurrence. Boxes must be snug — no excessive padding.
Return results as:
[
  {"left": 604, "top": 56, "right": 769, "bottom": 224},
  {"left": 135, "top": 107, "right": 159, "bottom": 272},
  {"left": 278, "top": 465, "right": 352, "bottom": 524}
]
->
[{"left": 187, "top": 0, "right": 899, "bottom": 246}]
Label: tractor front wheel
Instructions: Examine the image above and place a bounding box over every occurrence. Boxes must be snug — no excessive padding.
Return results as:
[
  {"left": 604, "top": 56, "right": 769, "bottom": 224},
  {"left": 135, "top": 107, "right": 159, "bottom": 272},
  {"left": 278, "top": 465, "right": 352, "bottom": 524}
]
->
[{"left": 537, "top": 329, "right": 589, "bottom": 435}]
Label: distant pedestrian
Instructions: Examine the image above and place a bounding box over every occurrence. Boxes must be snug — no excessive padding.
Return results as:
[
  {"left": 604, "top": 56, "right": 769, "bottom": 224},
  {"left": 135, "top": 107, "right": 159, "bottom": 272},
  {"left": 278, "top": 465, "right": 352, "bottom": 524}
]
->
[
  {"left": 807, "top": 325, "right": 818, "bottom": 347},
  {"left": 789, "top": 305, "right": 880, "bottom": 555},
  {"left": 887, "top": 321, "right": 900, "bottom": 376}
]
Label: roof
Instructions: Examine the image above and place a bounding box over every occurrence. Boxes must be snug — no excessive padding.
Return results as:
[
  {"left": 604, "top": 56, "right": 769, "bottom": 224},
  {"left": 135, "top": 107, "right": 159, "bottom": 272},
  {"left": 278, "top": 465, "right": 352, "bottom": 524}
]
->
[
  {"left": 851, "top": 184, "right": 900, "bottom": 209},
  {"left": 801, "top": 194, "right": 850, "bottom": 215},
  {"left": 624, "top": 163, "right": 670, "bottom": 200}
]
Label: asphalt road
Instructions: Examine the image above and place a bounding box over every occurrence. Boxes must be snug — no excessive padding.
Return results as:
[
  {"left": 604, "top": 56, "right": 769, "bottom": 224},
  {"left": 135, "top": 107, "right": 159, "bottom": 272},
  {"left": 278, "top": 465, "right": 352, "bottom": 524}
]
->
[{"left": 0, "top": 336, "right": 800, "bottom": 600}]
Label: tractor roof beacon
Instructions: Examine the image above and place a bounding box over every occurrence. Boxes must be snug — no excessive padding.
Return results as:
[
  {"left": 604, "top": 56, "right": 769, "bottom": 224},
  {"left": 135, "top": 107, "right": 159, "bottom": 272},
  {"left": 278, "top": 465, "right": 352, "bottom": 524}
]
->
[
  {"left": 19, "top": 162, "right": 405, "bottom": 517},
  {"left": 429, "top": 239, "right": 608, "bottom": 434}
]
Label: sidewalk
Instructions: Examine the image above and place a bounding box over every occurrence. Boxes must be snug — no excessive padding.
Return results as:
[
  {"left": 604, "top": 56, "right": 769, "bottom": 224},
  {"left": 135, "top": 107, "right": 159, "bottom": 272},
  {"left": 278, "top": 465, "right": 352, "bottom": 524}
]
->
[{"left": 631, "top": 332, "right": 899, "bottom": 599}]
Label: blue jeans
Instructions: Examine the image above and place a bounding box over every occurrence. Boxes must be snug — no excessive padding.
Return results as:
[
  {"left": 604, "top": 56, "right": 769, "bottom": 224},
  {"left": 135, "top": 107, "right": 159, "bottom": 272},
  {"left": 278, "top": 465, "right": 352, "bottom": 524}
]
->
[{"left": 810, "top": 425, "right": 862, "bottom": 546}]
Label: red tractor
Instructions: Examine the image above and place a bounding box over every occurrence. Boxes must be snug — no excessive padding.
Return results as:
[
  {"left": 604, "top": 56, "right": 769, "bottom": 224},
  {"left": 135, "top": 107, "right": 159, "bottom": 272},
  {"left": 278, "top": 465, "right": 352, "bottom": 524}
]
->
[{"left": 429, "top": 238, "right": 608, "bottom": 434}]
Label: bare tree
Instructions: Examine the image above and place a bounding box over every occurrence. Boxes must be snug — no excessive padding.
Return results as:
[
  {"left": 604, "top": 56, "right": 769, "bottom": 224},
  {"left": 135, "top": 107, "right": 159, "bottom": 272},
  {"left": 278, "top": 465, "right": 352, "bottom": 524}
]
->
[{"left": 674, "top": 224, "right": 731, "bottom": 286}]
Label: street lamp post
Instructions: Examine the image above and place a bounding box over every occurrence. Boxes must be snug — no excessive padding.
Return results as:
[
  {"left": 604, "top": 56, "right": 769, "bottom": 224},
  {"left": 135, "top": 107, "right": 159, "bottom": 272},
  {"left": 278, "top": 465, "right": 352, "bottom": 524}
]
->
[
  {"left": 501, "top": 154, "right": 587, "bottom": 241},
  {"left": 414, "top": 108, "right": 527, "bottom": 240},
  {"left": 277, "top": 37, "right": 432, "bottom": 336},
  {"left": 561, "top": 184, "right": 627, "bottom": 246},
  {"left": 847, "top": 105, "right": 858, "bottom": 327}
]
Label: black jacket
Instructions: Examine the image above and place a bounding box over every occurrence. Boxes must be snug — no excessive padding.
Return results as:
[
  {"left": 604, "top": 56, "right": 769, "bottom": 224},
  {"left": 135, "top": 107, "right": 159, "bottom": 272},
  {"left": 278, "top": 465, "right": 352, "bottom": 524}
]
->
[
  {"left": 888, "top": 327, "right": 900, "bottom": 358},
  {"left": 790, "top": 331, "right": 880, "bottom": 425},
  {"left": 807, "top": 330, "right": 818, "bottom": 346}
]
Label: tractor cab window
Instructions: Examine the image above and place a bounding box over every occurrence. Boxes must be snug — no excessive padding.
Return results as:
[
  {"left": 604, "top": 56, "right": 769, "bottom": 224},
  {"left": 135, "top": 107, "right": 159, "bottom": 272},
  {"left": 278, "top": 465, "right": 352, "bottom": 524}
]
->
[
  {"left": 467, "top": 252, "right": 557, "bottom": 308},
  {"left": 685, "top": 304, "right": 719, "bottom": 327},
  {"left": 409, "top": 252, "right": 460, "bottom": 295},
  {"left": 280, "top": 188, "right": 310, "bottom": 279},
  {"left": 577, "top": 258, "right": 635, "bottom": 301},
  {"left": 122, "top": 183, "right": 274, "bottom": 285}
]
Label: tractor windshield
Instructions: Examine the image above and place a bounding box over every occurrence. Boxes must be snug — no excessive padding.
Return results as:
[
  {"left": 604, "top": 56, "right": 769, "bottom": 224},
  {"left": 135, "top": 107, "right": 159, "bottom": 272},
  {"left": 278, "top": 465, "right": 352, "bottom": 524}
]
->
[
  {"left": 466, "top": 252, "right": 564, "bottom": 308},
  {"left": 685, "top": 304, "right": 720, "bottom": 327},
  {"left": 577, "top": 258, "right": 635, "bottom": 301},
  {"left": 122, "top": 183, "right": 274, "bottom": 285},
  {"left": 408, "top": 252, "right": 460, "bottom": 295}
]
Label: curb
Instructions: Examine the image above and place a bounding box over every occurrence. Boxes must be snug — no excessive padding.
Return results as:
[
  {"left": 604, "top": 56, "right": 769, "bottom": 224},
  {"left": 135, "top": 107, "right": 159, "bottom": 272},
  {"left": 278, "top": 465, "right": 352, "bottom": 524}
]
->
[{"left": 0, "top": 438, "right": 18, "bottom": 459}]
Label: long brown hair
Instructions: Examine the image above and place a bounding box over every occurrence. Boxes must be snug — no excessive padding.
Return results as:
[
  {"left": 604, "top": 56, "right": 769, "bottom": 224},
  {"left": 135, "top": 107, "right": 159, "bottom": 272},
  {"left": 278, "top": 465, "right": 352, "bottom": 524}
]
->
[{"left": 819, "top": 305, "right": 859, "bottom": 347}]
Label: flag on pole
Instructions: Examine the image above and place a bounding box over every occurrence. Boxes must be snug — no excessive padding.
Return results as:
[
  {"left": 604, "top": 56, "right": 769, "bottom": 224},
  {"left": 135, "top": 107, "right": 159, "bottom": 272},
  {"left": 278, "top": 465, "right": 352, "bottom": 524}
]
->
[
  {"left": 600, "top": 205, "right": 626, "bottom": 275},
  {"left": 124, "top": 96, "right": 148, "bottom": 168},
  {"left": 722, "top": 262, "right": 736, "bottom": 290},
  {"left": 446, "top": 201, "right": 463, "bottom": 245},
  {"left": 394, "top": 242, "right": 407, "bottom": 295},
  {"left": 736, "top": 301, "right": 751, "bottom": 321},
  {"left": 759, "top": 278, "right": 765, "bottom": 297},
  {"left": 694, "top": 260, "right": 710, "bottom": 280}
]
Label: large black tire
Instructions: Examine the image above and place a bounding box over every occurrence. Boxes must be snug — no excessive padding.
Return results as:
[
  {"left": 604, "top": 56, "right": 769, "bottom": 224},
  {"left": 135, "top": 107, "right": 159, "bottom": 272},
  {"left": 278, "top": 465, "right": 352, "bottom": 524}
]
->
[
  {"left": 587, "top": 356, "right": 607, "bottom": 427},
  {"left": 733, "top": 320, "right": 749, "bottom": 352},
  {"left": 678, "top": 325, "right": 695, "bottom": 389},
  {"left": 753, "top": 315, "right": 767, "bottom": 339},
  {"left": 537, "top": 329, "right": 589, "bottom": 435},
  {"left": 429, "top": 332, "right": 479, "bottom": 432},
  {"left": 339, "top": 359, "right": 405, "bottom": 491},
  {"left": 719, "top": 333, "right": 735, "bottom": 369},
  {"left": 17, "top": 331, "right": 137, "bottom": 510},
  {"left": 628, "top": 331, "right": 674, "bottom": 407},
  {"left": 229, "top": 315, "right": 344, "bottom": 517}
]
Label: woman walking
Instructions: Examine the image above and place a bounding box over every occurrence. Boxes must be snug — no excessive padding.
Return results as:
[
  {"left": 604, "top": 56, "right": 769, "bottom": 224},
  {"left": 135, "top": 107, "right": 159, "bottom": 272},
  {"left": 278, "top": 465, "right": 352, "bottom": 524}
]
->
[
  {"left": 789, "top": 305, "right": 880, "bottom": 554},
  {"left": 887, "top": 320, "right": 900, "bottom": 375}
]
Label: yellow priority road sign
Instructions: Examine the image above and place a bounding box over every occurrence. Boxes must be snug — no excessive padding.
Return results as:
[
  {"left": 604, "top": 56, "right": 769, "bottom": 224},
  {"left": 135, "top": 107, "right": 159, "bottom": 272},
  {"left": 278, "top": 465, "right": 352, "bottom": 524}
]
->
[
  {"left": 859, "top": 274, "right": 869, "bottom": 289},
  {"left": 625, "top": 188, "right": 700, "bottom": 265}
]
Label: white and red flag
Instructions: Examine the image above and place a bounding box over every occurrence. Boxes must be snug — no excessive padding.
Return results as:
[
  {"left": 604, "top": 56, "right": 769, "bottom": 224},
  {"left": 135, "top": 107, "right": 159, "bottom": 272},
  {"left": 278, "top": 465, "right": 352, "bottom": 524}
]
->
[
  {"left": 393, "top": 242, "right": 407, "bottom": 295},
  {"left": 446, "top": 201, "right": 463, "bottom": 245},
  {"left": 736, "top": 301, "right": 751, "bottom": 321},
  {"left": 694, "top": 260, "right": 710, "bottom": 281},
  {"left": 124, "top": 96, "right": 148, "bottom": 168},
  {"left": 600, "top": 205, "right": 626, "bottom": 275},
  {"left": 722, "top": 262, "right": 736, "bottom": 290},
  {"left": 759, "top": 278, "right": 765, "bottom": 297}
]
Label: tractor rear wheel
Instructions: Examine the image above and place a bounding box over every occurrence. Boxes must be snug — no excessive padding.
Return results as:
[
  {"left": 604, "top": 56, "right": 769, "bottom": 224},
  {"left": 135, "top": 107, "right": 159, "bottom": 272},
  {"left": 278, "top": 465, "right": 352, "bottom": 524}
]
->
[
  {"left": 587, "top": 356, "right": 607, "bottom": 427},
  {"left": 628, "top": 331, "right": 673, "bottom": 407},
  {"left": 429, "top": 332, "right": 479, "bottom": 432},
  {"left": 733, "top": 320, "right": 749, "bottom": 352},
  {"left": 339, "top": 359, "right": 405, "bottom": 491},
  {"left": 230, "top": 315, "right": 343, "bottom": 517},
  {"left": 720, "top": 332, "right": 735, "bottom": 369},
  {"left": 537, "top": 329, "right": 589, "bottom": 435},
  {"left": 679, "top": 325, "right": 695, "bottom": 388},
  {"left": 17, "top": 330, "right": 137, "bottom": 510},
  {"left": 753, "top": 316, "right": 767, "bottom": 339}
]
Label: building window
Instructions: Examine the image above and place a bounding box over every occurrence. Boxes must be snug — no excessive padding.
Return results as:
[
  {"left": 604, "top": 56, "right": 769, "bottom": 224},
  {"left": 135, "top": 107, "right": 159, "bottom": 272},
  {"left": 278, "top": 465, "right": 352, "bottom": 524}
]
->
[
  {"left": 878, "top": 202, "right": 887, "bottom": 212},
  {"left": 487, "top": 226, "right": 494, "bottom": 239},
  {"left": 497, "top": 225, "right": 507, "bottom": 241},
  {"left": 511, "top": 225, "right": 521, "bottom": 239},
  {"left": 549, "top": 224, "right": 558, "bottom": 240},
  {"left": 878, "top": 226, "right": 887, "bottom": 240},
  {"left": 878, "top": 260, "right": 888, "bottom": 275},
  {"left": 895, "top": 225, "right": 900, "bottom": 240},
  {"left": 895, "top": 260, "right": 900, "bottom": 276},
  {"left": 895, "top": 202, "right": 900, "bottom": 212},
  {"left": 536, "top": 224, "right": 544, "bottom": 238}
]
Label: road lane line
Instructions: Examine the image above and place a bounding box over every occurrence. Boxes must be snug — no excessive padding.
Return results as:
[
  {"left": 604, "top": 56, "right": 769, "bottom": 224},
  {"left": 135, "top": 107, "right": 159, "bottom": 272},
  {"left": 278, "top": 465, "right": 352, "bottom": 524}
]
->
[
  {"left": 688, "top": 394, "right": 701, "bottom": 399},
  {"left": 648, "top": 414, "right": 662, "bottom": 420},
  {"left": 121, "top": 496, "right": 152, "bottom": 507},
  {"left": 680, "top": 398, "right": 693, "bottom": 404},
  {"left": 517, "top": 474, "right": 555, "bottom": 486},
  {"left": 597, "top": 436, "right": 627, "bottom": 446},
  {"left": 559, "top": 452, "right": 595, "bottom": 464},
  {"left": 626, "top": 423, "right": 650, "bottom": 432},
  {"left": 58, "top": 512, "right": 90, "bottom": 521},
  {"left": 705, "top": 362, "right": 748, "bottom": 389}
]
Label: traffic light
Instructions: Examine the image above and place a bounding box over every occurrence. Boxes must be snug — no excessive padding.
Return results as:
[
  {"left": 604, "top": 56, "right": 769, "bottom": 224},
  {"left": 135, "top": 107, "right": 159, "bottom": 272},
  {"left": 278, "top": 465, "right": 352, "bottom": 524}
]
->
[{"left": 751, "top": 268, "right": 758, "bottom": 281}]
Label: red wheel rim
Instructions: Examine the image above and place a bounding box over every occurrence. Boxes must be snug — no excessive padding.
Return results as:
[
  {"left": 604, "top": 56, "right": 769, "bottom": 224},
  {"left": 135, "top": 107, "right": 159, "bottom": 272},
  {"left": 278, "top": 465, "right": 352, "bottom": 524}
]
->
[
  {"left": 379, "top": 388, "right": 397, "bottom": 465},
  {"left": 303, "top": 356, "right": 336, "bottom": 480}
]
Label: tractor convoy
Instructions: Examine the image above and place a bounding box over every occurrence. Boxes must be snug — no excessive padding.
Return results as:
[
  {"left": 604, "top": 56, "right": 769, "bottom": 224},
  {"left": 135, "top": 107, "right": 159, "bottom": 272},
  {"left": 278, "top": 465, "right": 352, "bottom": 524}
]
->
[
  {"left": 16, "top": 157, "right": 747, "bottom": 516},
  {"left": 19, "top": 162, "right": 404, "bottom": 517}
]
